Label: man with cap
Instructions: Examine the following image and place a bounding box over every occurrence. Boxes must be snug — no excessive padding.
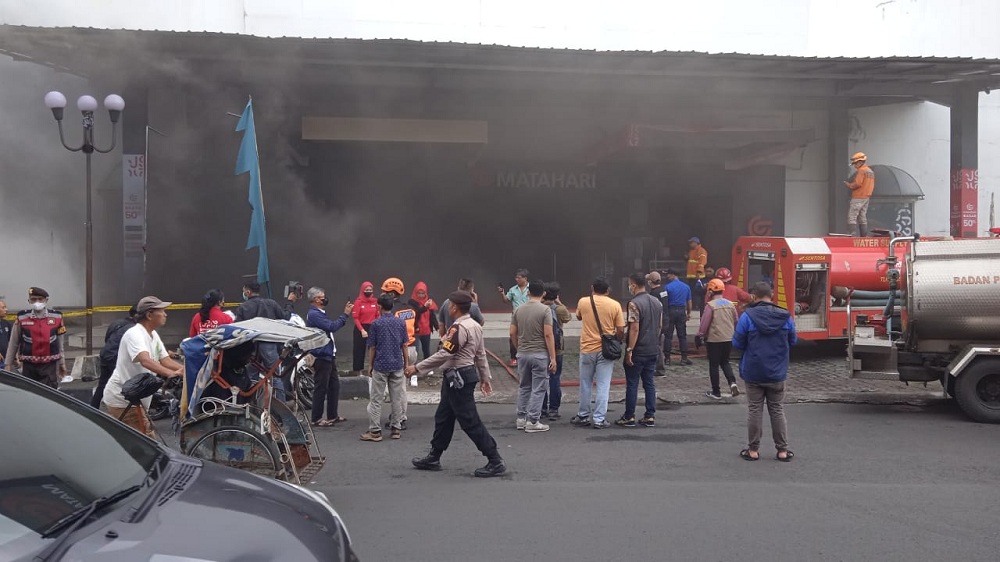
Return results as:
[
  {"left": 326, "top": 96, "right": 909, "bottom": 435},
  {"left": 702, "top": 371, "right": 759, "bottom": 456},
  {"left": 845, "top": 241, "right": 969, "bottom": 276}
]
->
[
  {"left": 404, "top": 291, "right": 506, "bottom": 477},
  {"left": 686, "top": 237, "right": 708, "bottom": 312},
  {"left": 843, "top": 151, "right": 875, "bottom": 237},
  {"left": 663, "top": 269, "right": 694, "bottom": 366},
  {"left": 102, "top": 296, "right": 183, "bottom": 437},
  {"left": 5, "top": 287, "right": 67, "bottom": 389}
]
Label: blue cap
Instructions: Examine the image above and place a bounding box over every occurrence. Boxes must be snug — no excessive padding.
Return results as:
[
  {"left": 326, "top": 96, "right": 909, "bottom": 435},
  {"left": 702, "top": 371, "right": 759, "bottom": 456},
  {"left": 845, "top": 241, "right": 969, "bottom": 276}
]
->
[{"left": 689, "top": 237, "right": 700, "bottom": 244}]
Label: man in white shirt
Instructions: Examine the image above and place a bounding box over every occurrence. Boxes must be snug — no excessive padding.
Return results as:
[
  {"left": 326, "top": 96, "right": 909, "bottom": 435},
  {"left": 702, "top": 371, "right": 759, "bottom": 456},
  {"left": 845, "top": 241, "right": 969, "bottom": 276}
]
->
[{"left": 102, "top": 296, "right": 183, "bottom": 436}]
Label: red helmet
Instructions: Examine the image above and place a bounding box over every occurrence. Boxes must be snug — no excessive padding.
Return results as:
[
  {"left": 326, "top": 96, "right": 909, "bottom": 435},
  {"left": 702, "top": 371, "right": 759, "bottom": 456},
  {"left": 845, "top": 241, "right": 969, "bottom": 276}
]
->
[{"left": 716, "top": 267, "right": 733, "bottom": 282}]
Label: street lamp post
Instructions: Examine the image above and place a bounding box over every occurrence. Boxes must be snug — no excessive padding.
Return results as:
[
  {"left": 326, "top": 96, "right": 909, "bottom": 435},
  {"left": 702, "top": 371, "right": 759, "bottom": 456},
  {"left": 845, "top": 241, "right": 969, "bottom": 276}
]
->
[{"left": 44, "top": 91, "right": 124, "bottom": 356}]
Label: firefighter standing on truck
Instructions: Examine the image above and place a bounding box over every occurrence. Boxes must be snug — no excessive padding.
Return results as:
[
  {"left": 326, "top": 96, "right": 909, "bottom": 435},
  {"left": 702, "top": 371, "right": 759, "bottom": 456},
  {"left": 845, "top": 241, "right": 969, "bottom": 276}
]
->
[
  {"left": 5, "top": 287, "right": 67, "bottom": 389},
  {"left": 844, "top": 152, "right": 875, "bottom": 237}
]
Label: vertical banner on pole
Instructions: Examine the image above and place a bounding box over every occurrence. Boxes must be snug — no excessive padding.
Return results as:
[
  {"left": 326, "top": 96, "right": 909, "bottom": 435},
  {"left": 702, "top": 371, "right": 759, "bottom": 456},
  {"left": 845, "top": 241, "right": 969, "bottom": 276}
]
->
[
  {"left": 950, "top": 168, "right": 978, "bottom": 238},
  {"left": 123, "top": 154, "right": 146, "bottom": 281}
]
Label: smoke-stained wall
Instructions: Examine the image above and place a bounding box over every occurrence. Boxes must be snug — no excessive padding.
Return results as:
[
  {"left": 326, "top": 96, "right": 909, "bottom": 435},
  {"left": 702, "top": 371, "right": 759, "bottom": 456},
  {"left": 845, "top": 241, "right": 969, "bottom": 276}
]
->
[{"left": 0, "top": 56, "right": 119, "bottom": 310}]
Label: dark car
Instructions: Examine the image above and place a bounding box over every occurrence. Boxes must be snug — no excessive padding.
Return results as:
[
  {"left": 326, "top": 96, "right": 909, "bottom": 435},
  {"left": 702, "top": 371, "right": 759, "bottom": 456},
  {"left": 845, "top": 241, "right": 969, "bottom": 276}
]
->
[{"left": 0, "top": 370, "right": 359, "bottom": 561}]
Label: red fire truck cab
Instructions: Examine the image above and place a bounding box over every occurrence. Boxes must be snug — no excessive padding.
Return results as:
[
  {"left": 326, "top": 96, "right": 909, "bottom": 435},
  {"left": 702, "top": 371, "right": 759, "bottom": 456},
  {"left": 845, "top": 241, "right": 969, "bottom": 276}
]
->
[{"left": 731, "top": 235, "right": 909, "bottom": 341}]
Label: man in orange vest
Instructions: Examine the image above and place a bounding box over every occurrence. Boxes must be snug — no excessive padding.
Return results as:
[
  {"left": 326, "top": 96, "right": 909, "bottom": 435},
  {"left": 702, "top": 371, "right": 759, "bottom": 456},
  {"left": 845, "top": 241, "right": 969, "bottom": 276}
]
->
[
  {"left": 843, "top": 152, "right": 875, "bottom": 237},
  {"left": 686, "top": 237, "right": 708, "bottom": 312}
]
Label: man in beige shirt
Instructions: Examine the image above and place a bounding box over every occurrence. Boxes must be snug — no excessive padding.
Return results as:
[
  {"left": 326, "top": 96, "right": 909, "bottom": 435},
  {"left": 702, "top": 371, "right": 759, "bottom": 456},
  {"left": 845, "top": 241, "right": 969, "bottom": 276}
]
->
[
  {"left": 405, "top": 291, "right": 506, "bottom": 477},
  {"left": 572, "top": 278, "right": 625, "bottom": 429}
]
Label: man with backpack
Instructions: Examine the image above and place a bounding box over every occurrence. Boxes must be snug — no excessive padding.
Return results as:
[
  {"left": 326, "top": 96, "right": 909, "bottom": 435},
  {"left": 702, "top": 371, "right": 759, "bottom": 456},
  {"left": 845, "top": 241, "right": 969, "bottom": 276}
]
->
[
  {"left": 541, "top": 282, "right": 571, "bottom": 420},
  {"left": 91, "top": 306, "right": 137, "bottom": 408}
]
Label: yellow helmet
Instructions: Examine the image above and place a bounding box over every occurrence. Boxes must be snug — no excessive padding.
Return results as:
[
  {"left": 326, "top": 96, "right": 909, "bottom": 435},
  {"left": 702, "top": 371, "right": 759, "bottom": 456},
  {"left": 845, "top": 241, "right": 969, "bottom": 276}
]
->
[
  {"left": 851, "top": 152, "right": 867, "bottom": 164},
  {"left": 381, "top": 277, "right": 405, "bottom": 294}
]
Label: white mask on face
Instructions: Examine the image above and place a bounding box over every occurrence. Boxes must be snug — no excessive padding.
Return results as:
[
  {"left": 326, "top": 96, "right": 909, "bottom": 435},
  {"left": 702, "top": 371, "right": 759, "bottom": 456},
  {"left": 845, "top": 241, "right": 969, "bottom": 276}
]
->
[{"left": 31, "top": 301, "right": 46, "bottom": 312}]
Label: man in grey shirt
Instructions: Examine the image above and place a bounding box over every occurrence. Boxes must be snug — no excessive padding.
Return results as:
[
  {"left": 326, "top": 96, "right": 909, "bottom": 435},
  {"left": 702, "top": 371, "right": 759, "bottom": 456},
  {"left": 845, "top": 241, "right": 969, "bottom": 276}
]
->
[
  {"left": 438, "top": 278, "right": 485, "bottom": 336},
  {"left": 510, "top": 280, "right": 557, "bottom": 433}
]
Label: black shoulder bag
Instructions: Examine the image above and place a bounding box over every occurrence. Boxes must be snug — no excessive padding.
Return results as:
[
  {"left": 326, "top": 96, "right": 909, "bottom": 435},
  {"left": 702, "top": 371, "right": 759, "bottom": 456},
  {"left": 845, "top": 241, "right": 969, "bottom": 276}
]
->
[{"left": 590, "top": 295, "right": 622, "bottom": 360}]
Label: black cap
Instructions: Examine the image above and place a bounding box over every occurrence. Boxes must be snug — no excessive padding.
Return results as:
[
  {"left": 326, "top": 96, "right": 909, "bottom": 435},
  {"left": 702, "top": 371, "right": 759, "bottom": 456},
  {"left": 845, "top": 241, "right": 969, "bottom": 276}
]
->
[
  {"left": 664, "top": 268, "right": 678, "bottom": 276},
  {"left": 28, "top": 287, "right": 49, "bottom": 298},
  {"left": 447, "top": 290, "right": 473, "bottom": 307}
]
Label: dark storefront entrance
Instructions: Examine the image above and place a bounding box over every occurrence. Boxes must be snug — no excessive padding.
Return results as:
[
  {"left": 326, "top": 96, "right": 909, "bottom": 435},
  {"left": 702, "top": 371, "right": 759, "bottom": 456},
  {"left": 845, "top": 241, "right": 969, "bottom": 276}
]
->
[{"left": 306, "top": 141, "right": 784, "bottom": 301}]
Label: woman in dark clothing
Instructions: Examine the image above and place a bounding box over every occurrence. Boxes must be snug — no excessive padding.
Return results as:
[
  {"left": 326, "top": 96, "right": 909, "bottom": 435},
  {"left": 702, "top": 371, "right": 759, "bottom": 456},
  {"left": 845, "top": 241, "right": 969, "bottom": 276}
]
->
[
  {"left": 351, "top": 282, "right": 379, "bottom": 374},
  {"left": 0, "top": 297, "right": 11, "bottom": 370},
  {"left": 91, "top": 306, "right": 137, "bottom": 408}
]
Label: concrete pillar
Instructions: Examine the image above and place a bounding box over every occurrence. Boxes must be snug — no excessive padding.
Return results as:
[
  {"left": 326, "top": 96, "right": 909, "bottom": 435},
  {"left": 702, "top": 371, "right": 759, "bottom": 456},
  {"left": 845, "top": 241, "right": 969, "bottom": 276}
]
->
[
  {"left": 828, "top": 105, "right": 850, "bottom": 234},
  {"left": 950, "top": 88, "right": 979, "bottom": 238}
]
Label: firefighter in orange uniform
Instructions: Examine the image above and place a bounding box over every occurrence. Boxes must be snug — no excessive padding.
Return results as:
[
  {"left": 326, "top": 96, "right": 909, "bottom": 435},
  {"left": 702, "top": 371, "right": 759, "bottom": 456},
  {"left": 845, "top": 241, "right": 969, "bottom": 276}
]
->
[
  {"left": 687, "top": 237, "right": 709, "bottom": 312},
  {"left": 843, "top": 152, "right": 875, "bottom": 237}
]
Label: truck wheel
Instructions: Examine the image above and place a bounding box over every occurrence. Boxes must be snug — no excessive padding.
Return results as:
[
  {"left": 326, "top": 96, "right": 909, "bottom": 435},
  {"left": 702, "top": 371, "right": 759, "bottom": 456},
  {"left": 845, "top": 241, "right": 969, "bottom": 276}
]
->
[{"left": 954, "top": 359, "right": 1000, "bottom": 423}]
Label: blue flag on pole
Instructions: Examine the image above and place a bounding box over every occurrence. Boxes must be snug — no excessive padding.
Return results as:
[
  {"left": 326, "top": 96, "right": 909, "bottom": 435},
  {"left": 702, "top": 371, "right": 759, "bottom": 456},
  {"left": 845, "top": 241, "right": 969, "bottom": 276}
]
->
[{"left": 235, "top": 98, "right": 270, "bottom": 286}]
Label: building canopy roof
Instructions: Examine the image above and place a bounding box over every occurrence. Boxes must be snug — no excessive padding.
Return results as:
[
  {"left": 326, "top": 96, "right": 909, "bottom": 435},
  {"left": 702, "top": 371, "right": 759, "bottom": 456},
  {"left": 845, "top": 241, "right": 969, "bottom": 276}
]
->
[{"left": 1, "top": 26, "right": 999, "bottom": 107}]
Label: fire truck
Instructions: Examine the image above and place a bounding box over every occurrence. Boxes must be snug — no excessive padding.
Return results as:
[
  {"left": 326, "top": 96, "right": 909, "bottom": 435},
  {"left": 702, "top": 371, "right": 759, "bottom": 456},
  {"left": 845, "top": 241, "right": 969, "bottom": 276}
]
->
[
  {"left": 731, "top": 233, "right": 1000, "bottom": 423},
  {"left": 731, "top": 235, "right": 911, "bottom": 342}
]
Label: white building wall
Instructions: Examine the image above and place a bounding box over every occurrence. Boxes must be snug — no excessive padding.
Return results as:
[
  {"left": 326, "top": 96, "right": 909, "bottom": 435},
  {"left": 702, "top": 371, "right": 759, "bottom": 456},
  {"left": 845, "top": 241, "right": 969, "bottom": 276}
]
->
[
  {"left": 848, "top": 102, "right": 952, "bottom": 236},
  {"left": 783, "top": 111, "right": 830, "bottom": 237}
]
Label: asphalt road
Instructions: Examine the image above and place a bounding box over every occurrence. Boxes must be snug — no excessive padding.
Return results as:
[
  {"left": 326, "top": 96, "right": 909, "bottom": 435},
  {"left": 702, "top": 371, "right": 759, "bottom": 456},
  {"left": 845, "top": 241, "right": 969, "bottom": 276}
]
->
[{"left": 306, "top": 399, "right": 1000, "bottom": 562}]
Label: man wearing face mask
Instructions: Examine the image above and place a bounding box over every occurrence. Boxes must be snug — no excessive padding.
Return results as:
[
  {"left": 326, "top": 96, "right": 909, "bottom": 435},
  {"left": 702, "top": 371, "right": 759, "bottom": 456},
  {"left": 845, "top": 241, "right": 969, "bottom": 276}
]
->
[
  {"left": 235, "top": 281, "right": 291, "bottom": 400},
  {"left": 306, "top": 287, "right": 353, "bottom": 426},
  {"left": 5, "top": 287, "right": 68, "bottom": 389}
]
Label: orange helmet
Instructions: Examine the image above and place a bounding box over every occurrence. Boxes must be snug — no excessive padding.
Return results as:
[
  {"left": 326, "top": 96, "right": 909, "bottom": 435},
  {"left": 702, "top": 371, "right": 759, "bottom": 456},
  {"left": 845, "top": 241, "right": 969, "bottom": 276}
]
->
[
  {"left": 851, "top": 152, "right": 867, "bottom": 164},
  {"left": 381, "top": 277, "right": 405, "bottom": 294},
  {"left": 716, "top": 267, "right": 733, "bottom": 282},
  {"left": 706, "top": 279, "right": 726, "bottom": 293}
]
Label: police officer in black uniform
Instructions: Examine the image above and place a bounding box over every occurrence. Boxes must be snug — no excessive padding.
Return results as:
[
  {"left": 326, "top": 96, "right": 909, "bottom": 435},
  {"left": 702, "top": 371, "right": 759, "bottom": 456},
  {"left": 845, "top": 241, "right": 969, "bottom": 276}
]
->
[{"left": 404, "top": 291, "right": 506, "bottom": 477}]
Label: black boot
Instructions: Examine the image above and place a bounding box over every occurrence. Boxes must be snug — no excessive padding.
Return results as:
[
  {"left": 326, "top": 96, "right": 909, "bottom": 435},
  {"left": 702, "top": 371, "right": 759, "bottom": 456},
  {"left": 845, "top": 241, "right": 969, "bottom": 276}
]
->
[
  {"left": 411, "top": 450, "right": 443, "bottom": 471},
  {"left": 859, "top": 223, "right": 868, "bottom": 237},
  {"left": 474, "top": 456, "right": 506, "bottom": 478}
]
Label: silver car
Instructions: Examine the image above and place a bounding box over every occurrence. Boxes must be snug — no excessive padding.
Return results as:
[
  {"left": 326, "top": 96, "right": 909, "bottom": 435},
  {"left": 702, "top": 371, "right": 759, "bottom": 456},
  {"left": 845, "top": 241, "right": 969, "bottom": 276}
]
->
[{"left": 0, "top": 370, "right": 359, "bottom": 561}]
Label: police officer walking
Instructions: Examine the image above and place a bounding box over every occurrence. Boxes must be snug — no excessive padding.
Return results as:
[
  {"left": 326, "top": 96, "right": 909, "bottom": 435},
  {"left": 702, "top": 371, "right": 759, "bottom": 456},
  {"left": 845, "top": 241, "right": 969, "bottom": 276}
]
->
[
  {"left": 5, "top": 287, "right": 68, "bottom": 388},
  {"left": 404, "top": 291, "right": 506, "bottom": 478}
]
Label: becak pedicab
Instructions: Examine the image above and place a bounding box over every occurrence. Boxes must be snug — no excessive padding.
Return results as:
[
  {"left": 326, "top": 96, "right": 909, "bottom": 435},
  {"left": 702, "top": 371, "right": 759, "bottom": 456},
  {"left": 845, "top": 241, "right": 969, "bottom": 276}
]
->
[{"left": 178, "top": 317, "right": 329, "bottom": 483}]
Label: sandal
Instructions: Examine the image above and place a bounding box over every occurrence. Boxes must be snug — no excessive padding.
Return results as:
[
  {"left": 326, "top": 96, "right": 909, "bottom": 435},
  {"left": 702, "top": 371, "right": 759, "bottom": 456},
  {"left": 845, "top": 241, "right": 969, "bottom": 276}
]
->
[
  {"left": 776, "top": 450, "right": 795, "bottom": 462},
  {"left": 330, "top": 416, "right": 347, "bottom": 425},
  {"left": 312, "top": 419, "right": 335, "bottom": 427},
  {"left": 739, "top": 449, "right": 759, "bottom": 461}
]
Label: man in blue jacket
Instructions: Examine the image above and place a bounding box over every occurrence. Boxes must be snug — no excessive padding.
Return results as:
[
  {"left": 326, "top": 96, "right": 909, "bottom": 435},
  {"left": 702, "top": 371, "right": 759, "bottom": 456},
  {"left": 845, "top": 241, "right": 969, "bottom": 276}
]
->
[
  {"left": 732, "top": 281, "right": 796, "bottom": 462},
  {"left": 306, "top": 287, "right": 353, "bottom": 427}
]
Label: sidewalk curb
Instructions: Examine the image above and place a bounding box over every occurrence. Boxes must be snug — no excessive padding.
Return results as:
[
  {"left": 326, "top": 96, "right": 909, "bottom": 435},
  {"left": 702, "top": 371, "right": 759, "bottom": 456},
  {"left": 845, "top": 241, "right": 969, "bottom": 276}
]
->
[{"left": 376, "top": 389, "right": 944, "bottom": 407}]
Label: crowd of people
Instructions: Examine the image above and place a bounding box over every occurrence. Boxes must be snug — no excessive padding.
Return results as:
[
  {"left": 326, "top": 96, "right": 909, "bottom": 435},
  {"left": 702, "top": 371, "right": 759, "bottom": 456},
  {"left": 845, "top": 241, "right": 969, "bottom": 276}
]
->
[{"left": 1, "top": 249, "right": 796, "bottom": 476}]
